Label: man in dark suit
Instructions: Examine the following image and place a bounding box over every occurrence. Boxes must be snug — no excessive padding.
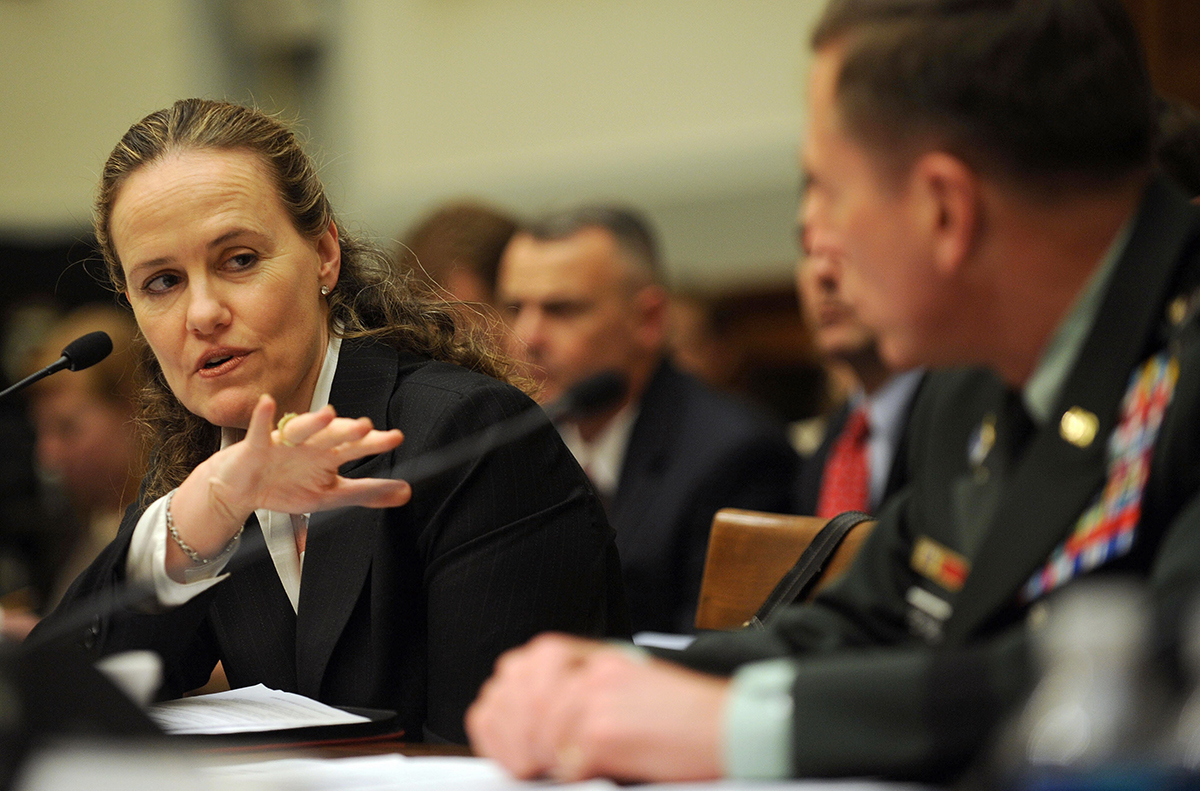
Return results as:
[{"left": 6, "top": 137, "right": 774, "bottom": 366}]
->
[
  {"left": 792, "top": 214, "right": 923, "bottom": 517},
  {"left": 498, "top": 206, "right": 798, "bottom": 634},
  {"left": 467, "top": 0, "right": 1200, "bottom": 782}
]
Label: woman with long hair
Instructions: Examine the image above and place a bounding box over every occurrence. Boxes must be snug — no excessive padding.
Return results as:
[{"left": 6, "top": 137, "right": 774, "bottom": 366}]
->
[{"left": 35, "top": 99, "right": 626, "bottom": 743}]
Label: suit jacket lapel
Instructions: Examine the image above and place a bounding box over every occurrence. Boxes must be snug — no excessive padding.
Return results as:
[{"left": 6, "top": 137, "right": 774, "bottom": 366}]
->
[
  {"left": 944, "top": 179, "right": 1198, "bottom": 643},
  {"left": 294, "top": 339, "right": 400, "bottom": 696},
  {"left": 610, "top": 360, "right": 678, "bottom": 536},
  {"left": 214, "top": 515, "right": 299, "bottom": 691},
  {"left": 795, "top": 403, "right": 851, "bottom": 515}
]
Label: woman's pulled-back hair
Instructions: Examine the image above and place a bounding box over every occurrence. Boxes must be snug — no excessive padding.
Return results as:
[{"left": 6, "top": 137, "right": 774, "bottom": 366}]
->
[{"left": 96, "top": 98, "right": 521, "bottom": 500}]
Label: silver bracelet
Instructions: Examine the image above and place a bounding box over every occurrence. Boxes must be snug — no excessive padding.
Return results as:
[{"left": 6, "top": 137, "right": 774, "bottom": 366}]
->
[{"left": 164, "top": 490, "right": 243, "bottom": 566}]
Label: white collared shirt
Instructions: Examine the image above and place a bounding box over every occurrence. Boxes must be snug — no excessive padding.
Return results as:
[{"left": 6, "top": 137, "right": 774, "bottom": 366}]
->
[
  {"left": 556, "top": 402, "right": 639, "bottom": 500},
  {"left": 126, "top": 335, "right": 342, "bottom": 613}
]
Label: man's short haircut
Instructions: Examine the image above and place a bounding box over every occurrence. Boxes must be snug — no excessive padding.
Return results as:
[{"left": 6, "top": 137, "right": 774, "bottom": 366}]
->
[
  {"left": 523, "top": 206, "right": 662, "bottom": 284},
  {"left": 811, "top": 0, "right": 1156, "bottom": 184}
]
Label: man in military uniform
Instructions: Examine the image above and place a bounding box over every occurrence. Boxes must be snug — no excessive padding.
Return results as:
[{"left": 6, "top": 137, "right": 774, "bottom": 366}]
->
[{"left": 466, "top": 0, "right": 1200, "bottom": 782}]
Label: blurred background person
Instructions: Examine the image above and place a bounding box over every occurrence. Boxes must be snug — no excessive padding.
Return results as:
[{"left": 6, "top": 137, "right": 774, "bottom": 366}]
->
[
  {"left": 664, "top": 291, "right": 743, "bottom": 395},
  {"left": 22, "top": 303, "right": 144, "bottom": 616},
  {"left": 1156, "top": 95, "right": 1200, "bottom": 201},
  {"left": 791, "top": 214, "right": 924, "bottom": 517},
  {"left": 498, "top": 205, "right": 798, "bottom": 634},
  {"left": 395, "top": 200, "right": 519, "bottom": 325},
  {"left": 0, "top": 300, "right": 74, "bottom": 639}
]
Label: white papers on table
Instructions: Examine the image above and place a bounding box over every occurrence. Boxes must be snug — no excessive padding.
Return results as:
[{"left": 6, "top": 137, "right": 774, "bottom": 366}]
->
[
  {"left": 205, "top": 756, "right": 929, "bottom": 790},
  {"left": 18, "top": 747, "right": 932, "bottom": 791},
  {"left": 205, "top": 755, "right": 606, "bottom": 790},
  {"left": 632, "top": 631, "right": 697, "bottom": 651},
  {"left": 148, "top": 683, "right": 370, "bottom": 735}
]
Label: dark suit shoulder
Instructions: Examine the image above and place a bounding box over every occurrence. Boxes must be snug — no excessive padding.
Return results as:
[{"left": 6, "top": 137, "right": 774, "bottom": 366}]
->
[
  {"left": 351, "top": 346, "right": 536, "bottom": 429},
  {"left": 396, "top": 356, "right": 524, "bottom": 402},
  {"left": 642, "top": 361, "right": 795, "bottom": 458}
]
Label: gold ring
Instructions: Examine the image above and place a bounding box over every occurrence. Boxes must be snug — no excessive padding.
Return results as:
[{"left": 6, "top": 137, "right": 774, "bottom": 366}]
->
[{"left": 276, "top": 412, "right": 299, "bottom": 447}]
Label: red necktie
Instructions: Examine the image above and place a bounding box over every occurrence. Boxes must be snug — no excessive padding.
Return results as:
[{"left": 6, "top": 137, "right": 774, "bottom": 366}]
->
[{"left": 817, "top": 406, "right": 871, "bottom": 517}]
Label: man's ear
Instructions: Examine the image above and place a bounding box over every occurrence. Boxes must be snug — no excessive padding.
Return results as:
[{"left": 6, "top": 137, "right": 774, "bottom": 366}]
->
[
  {"left": 634, "top": 284, "right": 669, "bottom": 349},
  {"left": 911, "top": 152, "right": 980, "bottom": 277},
  {"left": 317, "top": 220, "right": 342, "bottom": 288}
]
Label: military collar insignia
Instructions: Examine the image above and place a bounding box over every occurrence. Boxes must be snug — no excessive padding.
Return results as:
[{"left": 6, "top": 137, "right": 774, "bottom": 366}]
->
[
  {"left": 1164, "top": 284, "right": 1200, "bottom": 347},
  {"left": 968, "top": 413, "right": 996, "bottom": 480},
  {"left": 1059, "top": 407, "right": 1099, "bottom": 449}
]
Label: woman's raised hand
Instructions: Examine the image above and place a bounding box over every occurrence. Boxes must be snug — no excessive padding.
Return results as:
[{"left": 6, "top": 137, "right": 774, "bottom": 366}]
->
[
  {"left": 165, "top": 394, "right": 408, "bottom": 578},
  {"left": 216, "top": 393, "right": 409, "bottom": 517}
]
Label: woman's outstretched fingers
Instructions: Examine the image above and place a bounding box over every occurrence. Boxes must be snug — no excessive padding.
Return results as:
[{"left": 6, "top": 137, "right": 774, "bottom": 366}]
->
[
  {"left": 304, "top": 415, "right": 374, "bottom": 451},
  {"left": 272, "top": 403, "right": 336, "bottom": 448},
  {"left": 247, "top": 394, "right": 278, "bottom": 447},
  {"left": 331, "top": 477, "right": 411, "bottom": 509},
  {"left": 333, "top": 428, "right": 404, "bottom": 464}
]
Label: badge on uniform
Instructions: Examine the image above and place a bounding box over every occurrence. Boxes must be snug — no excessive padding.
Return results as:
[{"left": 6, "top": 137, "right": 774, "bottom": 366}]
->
[
  {"left": 906, "top": 585, "right": 952, "bottom": 643},
  {"left": 1021, "top": 350, "right": 1179, "bottom": 602},
  {"left": 906, "top": 536, "right": 969, "bottom": 643},
  {"left": 911, "top": 535, "right": 970, "bottom": 592}
]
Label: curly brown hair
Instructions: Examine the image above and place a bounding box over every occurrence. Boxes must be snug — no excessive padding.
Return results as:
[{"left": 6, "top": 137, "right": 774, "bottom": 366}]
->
[{"left": 95, "top": 98, "right": 523, "bottom": 501}]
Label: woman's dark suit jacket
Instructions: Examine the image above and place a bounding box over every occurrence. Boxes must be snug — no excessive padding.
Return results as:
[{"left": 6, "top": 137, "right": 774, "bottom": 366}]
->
[{"left": 36, "top": 339, "right": 629, "bottom": 743}]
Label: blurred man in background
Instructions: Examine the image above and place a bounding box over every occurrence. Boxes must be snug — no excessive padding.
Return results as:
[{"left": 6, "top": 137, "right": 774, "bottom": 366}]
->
[
  {"left": 498, "top": 206, "right": 798, "bottom": 634},
  {"left": 792, "top": 212, "right": 923, "bottom": 517}
]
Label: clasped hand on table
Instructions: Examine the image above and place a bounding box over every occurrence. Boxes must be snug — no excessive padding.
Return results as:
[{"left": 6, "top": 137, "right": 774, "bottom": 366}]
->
[{"left": 467, "top": 632, "right": 729, "bottom": 783}]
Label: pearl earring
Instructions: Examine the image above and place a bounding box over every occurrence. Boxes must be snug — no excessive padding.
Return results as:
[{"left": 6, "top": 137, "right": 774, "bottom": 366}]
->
[{"left": 320, "top": 285, "right": 331, "bottom": 296}]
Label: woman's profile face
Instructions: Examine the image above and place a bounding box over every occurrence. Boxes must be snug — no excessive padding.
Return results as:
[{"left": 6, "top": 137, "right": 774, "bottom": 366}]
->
[{"left": 110, "top": 148, "right": 340, "bottom": 429}]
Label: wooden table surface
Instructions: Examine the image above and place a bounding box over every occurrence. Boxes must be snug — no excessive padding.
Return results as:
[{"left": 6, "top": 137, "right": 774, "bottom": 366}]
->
[{"left": 201, "top": 733, "right": 474, "bottom": 761}]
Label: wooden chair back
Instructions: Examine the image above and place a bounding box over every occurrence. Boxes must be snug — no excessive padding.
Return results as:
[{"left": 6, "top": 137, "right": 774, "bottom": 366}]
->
[{"left": 694, "top": 508, "right": 875, "bottom": 631}]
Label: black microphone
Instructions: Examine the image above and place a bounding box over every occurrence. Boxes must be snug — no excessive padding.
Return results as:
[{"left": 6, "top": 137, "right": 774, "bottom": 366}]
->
[
  {"left": 389, "top": 369, "right": 627, "bottom": 486},
  {"left": 0, "top": 331, "right": 113, "bottom": 401},
  {"left": 542, "top": 369, "right": 627, "bottom": 423}
]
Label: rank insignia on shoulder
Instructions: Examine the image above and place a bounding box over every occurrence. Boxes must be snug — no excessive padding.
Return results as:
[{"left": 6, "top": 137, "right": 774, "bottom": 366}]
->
[{"left": 911, "top": 535, "right": 970, "bottom": 592}]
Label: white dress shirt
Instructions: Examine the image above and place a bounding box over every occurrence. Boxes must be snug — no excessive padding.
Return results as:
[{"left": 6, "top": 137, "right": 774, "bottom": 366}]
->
[{"left": 557, "top": 402, "right": 639, "bottom": 501}]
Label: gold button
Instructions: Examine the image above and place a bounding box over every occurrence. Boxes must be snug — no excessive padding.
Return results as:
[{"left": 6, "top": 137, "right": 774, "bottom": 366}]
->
[
  {"left": 1169, "top": 296, "right": 1189, "bottom": 327},
  {"left": 1059, "top": 407, "right": 1098, "bottom": 448}
]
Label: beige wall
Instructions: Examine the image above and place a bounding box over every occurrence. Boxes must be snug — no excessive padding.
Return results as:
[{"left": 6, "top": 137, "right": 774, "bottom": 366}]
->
[
  {"left": 0, "top": 0, "right": 223, "bottom": 240},
  {"left": 0, "top": 0, "right": 819, "bottom": 289}
]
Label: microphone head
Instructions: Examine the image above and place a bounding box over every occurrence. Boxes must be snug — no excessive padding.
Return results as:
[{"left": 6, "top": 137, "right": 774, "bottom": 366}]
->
[
  {"left": 61, "top": 331, "right": 113, "bottom": 372},
  {"left": 555, "top": 370, "right": 627, "bottom": 420}
]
